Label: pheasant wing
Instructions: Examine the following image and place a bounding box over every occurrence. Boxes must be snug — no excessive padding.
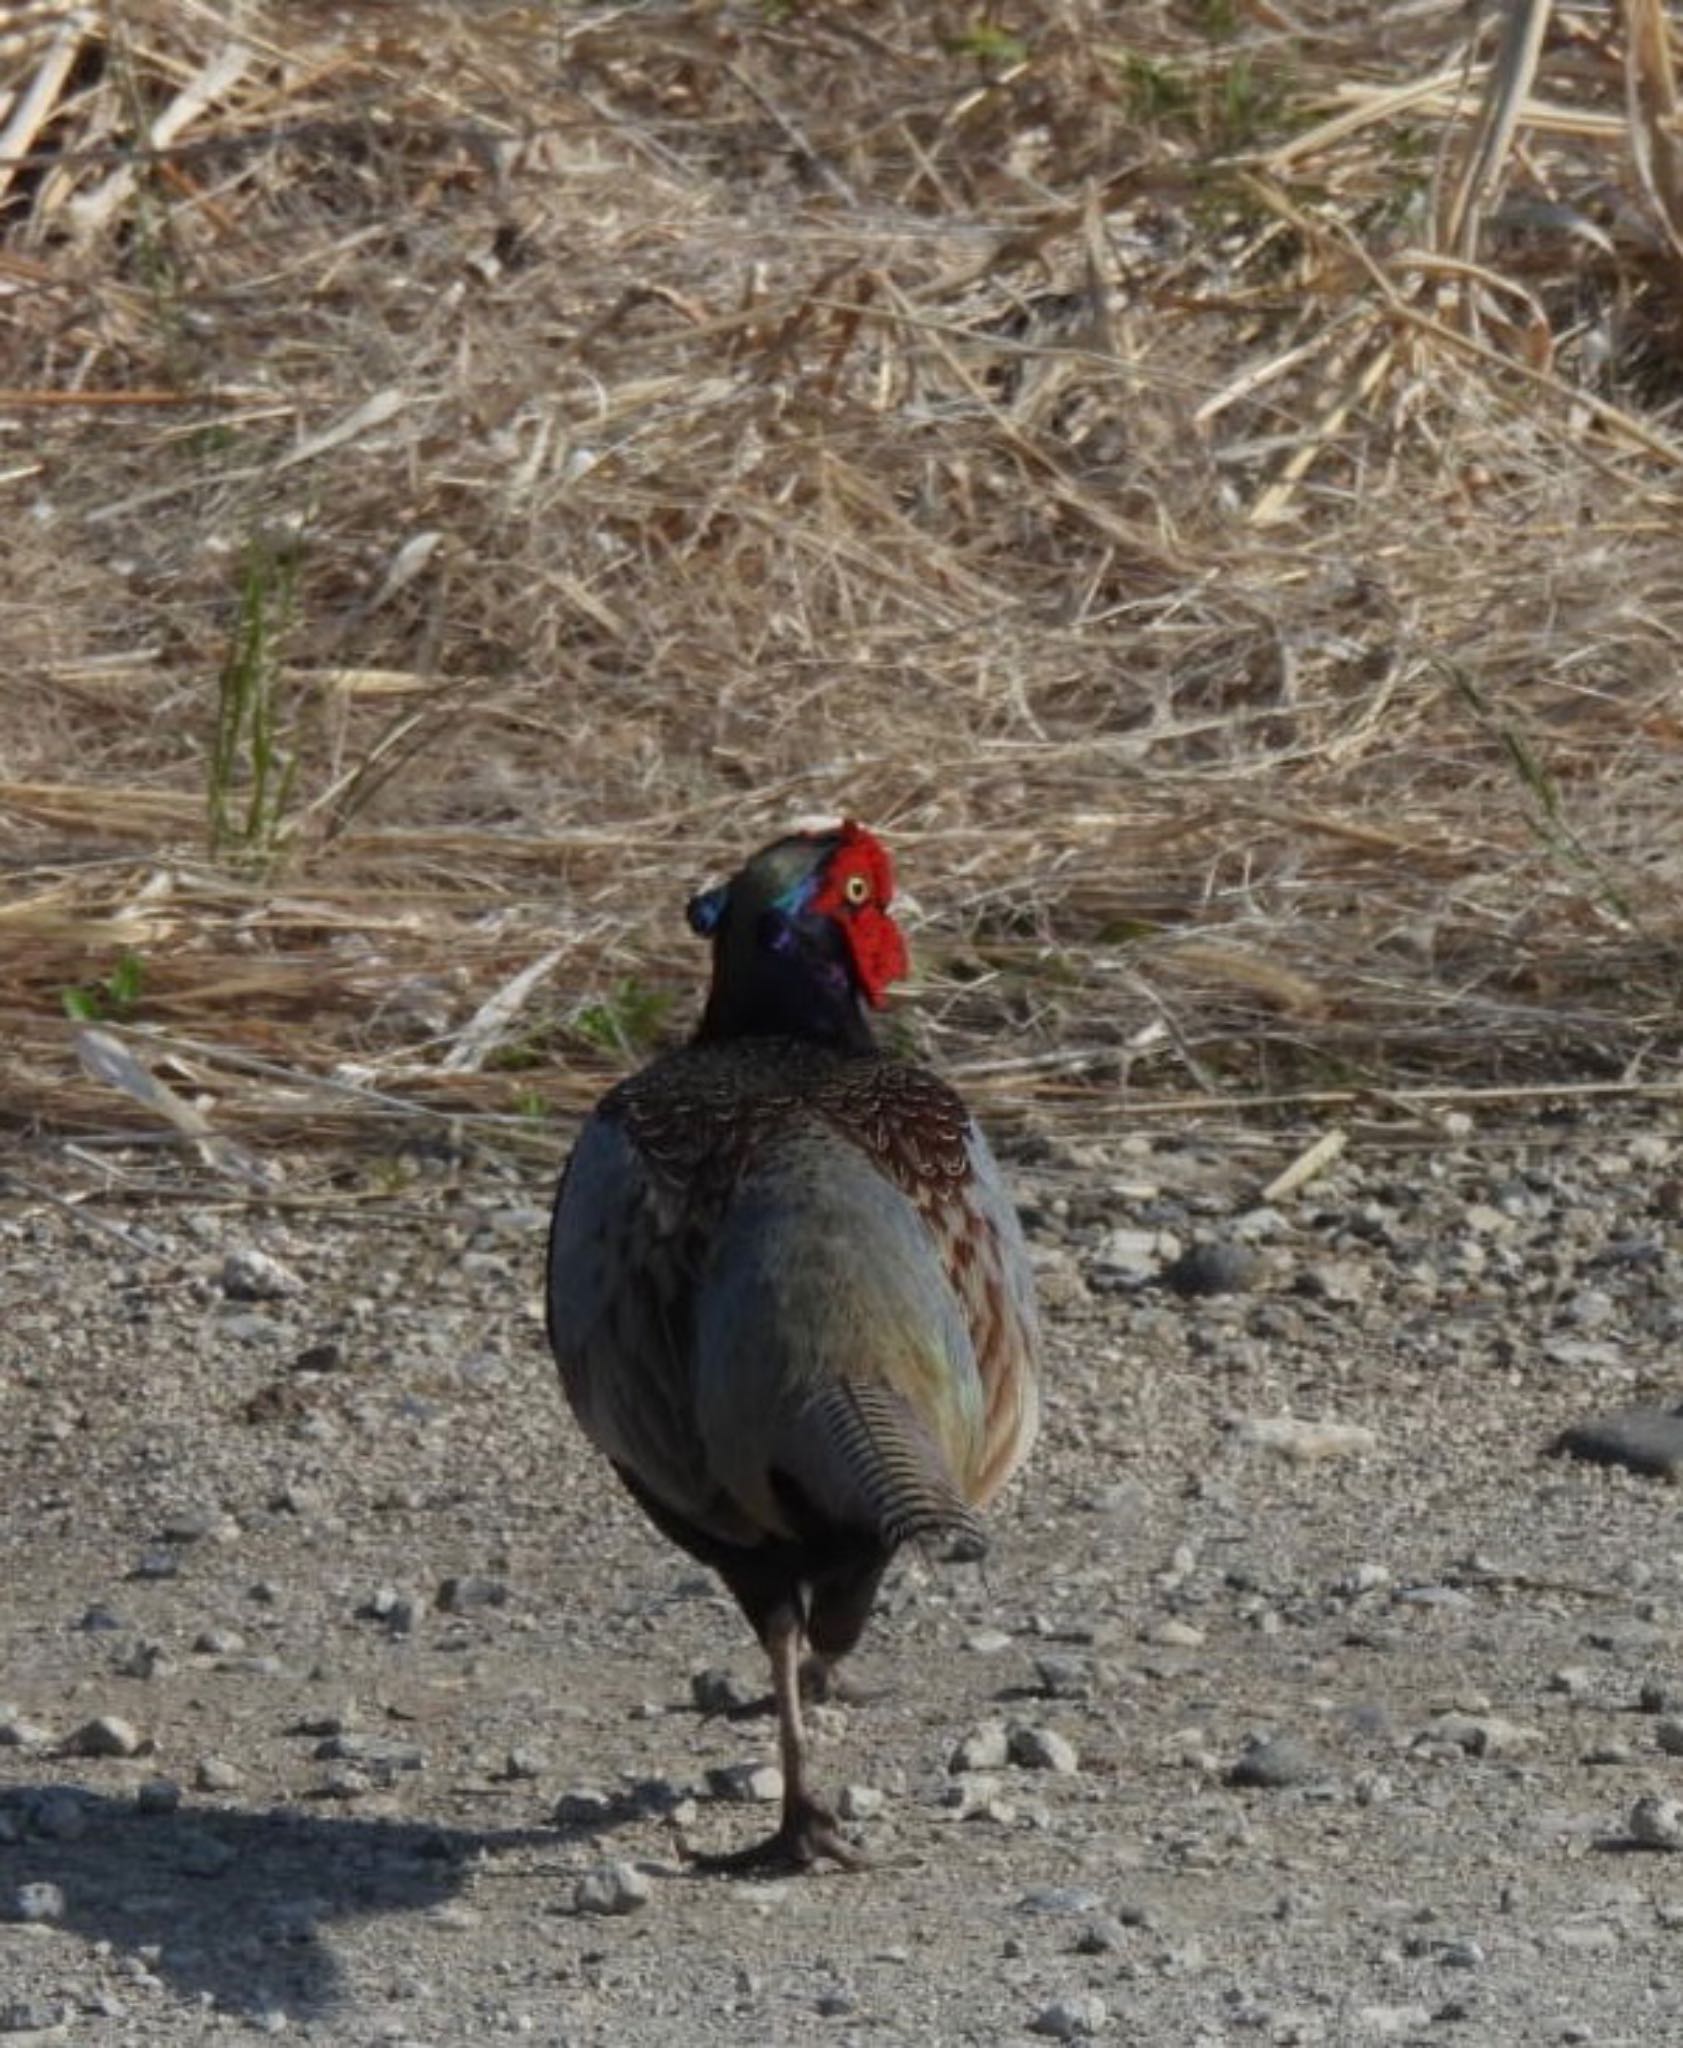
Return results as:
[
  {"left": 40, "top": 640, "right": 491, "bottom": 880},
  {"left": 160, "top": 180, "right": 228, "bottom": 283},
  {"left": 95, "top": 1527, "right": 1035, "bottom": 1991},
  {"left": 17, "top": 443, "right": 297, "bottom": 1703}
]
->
[{"left": 547, "top": 1108, "right": 759, "bottom": 1546}]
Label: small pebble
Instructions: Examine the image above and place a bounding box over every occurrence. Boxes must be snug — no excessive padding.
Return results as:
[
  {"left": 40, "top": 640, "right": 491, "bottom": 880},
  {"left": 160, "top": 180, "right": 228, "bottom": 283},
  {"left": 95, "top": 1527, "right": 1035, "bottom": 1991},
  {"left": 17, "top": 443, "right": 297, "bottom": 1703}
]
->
[
  {"left": 1654, "top": 1718, "right": 1683, "bottom": 1756},
  {"left": 554, "top": 1787, "right": 614, "bottom": 1826},
  {"left": 193, "top": 1627, "right": 246, "bottom": 1656},
  {"left": 288, "top": 1708, "right": 354, "bottom": 1738},
  {"left": 1142, "top": 1618, "right": 1205, "bottom": 1649},
  {"left": 0, "top": 1718, "right": 53, "bottom": 1751},
  {"left": 316, "top": 1765, "right": 372, "bottom": 1799},
  {"left": 160, "top": 1509, "right": 220, "bottom": 1543},
  {"left": 942, "top": 1773, "right": 1015, "bottom": 1824},
  {"left": 707, "top": 1762, "right": 782, "bottom": 1804},
  {"left": 1093, "top": 1228, "right": 1169, "bottom": 1286},
  {"left": 127, "top": 1551, "right": 179, "bottom": 1582},
  {"left": 1436, "top": 1937, "right": 1485, "bottom": 1968},
  {"left": 950, "top": 1721, "right": 1010, "bottom": 1773},
  {"left": 1295, "top": 1259, "right": 1370, "bottom": 1306},
  {"left": 435, "top": 1575, "right": 508, "bottom": 1615},
  {"left": 4, "top": 1881, "right": 65, "bottom": 1924},
  {"left": 837, "top": 1784, "right": 884, "bottom": 1821},
  {"left": 1033, "top": 1654, "right": 1091, "bottom": 1699},
  {"left": 1628, "top": 1793, "right": 1683, "bottom": 1849},
  {"left": 1418, "top": 1712, "right": 1539, "bottom": 1758},
  {"left": 1029, "top": 1991, "right": 1109, "bottom": 2039},
  {"left": 572, "top": 1861, "right": 651, "bottom": 1916},
  {"left": 27, "top": 1790, "right": 87, "bottom": 1841},
  {"left": 67, "top": 1714, "right": 146, "bottom": 1758},
  {"left": 965, "top": 1628, "right": 1013, "bottom": 1656},
  {"left": 221, "top": 1247, "right": 304, "bottom": 1300},
  {"left": 1340, "top": 1563, "right": 1392, "bottom": 1596},
  {"left": 312, "top": 1733, "right": 425, "bottom": 1774},
  {"left": 1553, "top": 1406, "right": 1683, "bottom": 1481},
  {"left": 1009, "top": 1724, "right": 1079, "bottom": 1774},
  {"left": 1235, "top": 1414, "right": 1377, "bottom": 1462},
  {"left": 690, "top": 1667, "right": 758, "bottom": 1715},
  {"left": 1017, "top": 1885, "right": 1104, "bottom": 1916},
  {"left": 1163, "top": 1241, "right": 1261, "bottom": 1297},
  {"left": 1228, "top": 1734, "right": 1317, "bottom": 1789},
  {"left": 195, "top": 1756, "right": 242, "bottom": 1792},
  {"left": 356, "top": 1587, "right": 415, "bottom": 1635},
  {"left": 1394, "top": 1584, "right": 1475, "bottom": 1612},
  {"left": 1075, "top": 1918, "right": 1126, "bottom": 1954}
]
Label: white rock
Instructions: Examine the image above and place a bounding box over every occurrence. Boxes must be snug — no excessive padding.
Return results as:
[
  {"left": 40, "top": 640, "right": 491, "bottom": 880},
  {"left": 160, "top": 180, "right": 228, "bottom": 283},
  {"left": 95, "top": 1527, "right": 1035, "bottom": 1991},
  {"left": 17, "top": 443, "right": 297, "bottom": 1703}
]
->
[
  {"left": 1340, "top": 1562, "right": 1392, "bottom": 1595},
  {"left": 941, "top": 1773, "right": 1015, "bottom": 1824},
  {"left": 0, "top": 1717, "right": 54, "bottom": 1751},
  {"left": 573, "top": 1861, "right": 651, "bottom": 1915},
  {"left": 68, "top": 1714, "right": 146, "bottom": 1758},
  {"left": 949, "top": 1720, "right": 1010, "bottom": 1773},
  {"left": 220, "top": 1247, "right": 303, "bottom": 1300},
  {"left": 707, "top": 1762, "right": 782, "bottom": 1804},
  {"left": 965, "top": 1628, "right": 1013, "bottom": 1656},
  {"left": 1629, "top": 1794, "right": 1683, "bottom": 1850},
  {"left": 1419, "top": 1712, "right": 1540, "bottom": 1759},
  {"left": 1235, "top": 1415, "right": 1377, "bottom": 1462},
  {"left": 1142, "top": 1618, "right": 1205, "bottom": 1649},
  {"left": 1030, "top": 1992, "right": 1109, "bottom": 2039},
  {"left": 1094, "top": 1228, "right": 1176, "bottom": 1283},
  {"left": 1009, "top": 1724, "right": 1080, "bottom": 1774}
]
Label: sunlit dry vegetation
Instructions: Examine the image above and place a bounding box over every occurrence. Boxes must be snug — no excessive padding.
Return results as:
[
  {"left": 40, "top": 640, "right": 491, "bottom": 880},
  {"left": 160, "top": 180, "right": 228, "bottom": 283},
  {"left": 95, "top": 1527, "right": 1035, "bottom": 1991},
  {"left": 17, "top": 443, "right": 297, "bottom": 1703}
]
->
[{"left": 2, "top": 0, "right": 1681, "bottom": 1170}]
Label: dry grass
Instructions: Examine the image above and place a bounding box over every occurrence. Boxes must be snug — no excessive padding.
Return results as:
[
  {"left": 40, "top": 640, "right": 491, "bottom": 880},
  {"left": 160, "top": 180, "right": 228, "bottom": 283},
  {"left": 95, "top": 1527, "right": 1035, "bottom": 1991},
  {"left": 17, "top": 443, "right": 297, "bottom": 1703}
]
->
[{"left": 3, "top": 0, "right": 1682, "bottom": 1169}]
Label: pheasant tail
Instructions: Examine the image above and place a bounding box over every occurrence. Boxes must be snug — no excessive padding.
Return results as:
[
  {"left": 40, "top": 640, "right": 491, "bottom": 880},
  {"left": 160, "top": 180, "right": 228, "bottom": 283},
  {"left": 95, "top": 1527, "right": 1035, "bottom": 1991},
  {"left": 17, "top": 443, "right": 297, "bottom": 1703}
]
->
[{"left": 773, "top": 1380, "right": 989, "bottom": 1564}]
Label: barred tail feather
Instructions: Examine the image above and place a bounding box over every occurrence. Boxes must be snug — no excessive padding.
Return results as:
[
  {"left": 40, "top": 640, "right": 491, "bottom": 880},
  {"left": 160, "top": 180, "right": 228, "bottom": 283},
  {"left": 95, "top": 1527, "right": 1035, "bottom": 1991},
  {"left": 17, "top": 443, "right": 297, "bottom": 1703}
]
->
[{"left": 773, "top": 1379, "right": 988, "bottom": 1562}]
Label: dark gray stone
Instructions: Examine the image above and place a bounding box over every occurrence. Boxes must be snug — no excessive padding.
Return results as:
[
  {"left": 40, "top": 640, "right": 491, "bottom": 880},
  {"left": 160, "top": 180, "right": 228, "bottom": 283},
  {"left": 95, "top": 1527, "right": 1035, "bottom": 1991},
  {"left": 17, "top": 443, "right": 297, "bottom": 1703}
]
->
[
  {"left": 1553, "top": 1405, "right": 1683, "bottom": 1481},
  {"left": 1163, "top": 1241, "right": 1262, "bottom": 1298}
]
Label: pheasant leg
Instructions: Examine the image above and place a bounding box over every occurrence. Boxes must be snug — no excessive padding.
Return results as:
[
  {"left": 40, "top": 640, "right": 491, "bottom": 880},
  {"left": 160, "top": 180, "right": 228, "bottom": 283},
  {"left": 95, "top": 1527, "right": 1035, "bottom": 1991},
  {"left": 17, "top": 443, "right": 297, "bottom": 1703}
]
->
[{"left": 690, "top": 1607, "right": 865, "bottom": 1873}]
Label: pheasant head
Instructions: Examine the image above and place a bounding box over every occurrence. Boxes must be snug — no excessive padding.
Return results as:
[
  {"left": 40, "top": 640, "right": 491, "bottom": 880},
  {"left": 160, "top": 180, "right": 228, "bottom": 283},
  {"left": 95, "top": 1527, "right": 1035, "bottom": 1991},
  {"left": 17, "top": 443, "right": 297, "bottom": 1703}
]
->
[{"left": 687, "top": 820, "right": 910, "bottom": 1050}]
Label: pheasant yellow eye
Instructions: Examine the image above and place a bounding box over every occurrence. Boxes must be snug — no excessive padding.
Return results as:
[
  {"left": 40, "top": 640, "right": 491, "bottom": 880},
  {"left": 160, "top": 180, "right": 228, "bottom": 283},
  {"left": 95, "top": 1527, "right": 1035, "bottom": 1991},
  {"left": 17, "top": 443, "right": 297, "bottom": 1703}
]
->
[{"left": 842, "top": 872, "right": 870, "bottom": 907}]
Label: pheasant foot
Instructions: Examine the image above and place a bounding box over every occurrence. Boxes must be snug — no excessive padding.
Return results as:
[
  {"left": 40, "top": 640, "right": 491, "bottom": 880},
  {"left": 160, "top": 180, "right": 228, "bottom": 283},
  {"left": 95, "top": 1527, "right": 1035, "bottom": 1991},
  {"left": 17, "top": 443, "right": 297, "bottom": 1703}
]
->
[
  {"left": 684, "top": 1790, "right": 866, "bottom": 1874},
  {"left": 684, "top": 1603, "right": 868, "bottom": 1873}
]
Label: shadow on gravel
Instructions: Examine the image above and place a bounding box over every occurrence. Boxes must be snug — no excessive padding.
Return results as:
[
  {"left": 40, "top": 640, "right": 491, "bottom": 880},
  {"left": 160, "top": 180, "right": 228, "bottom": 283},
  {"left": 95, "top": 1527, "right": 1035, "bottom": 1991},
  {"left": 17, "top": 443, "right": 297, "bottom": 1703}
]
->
[{"left": 0, "top": 1783, "right": 553, "bottom": 2020}]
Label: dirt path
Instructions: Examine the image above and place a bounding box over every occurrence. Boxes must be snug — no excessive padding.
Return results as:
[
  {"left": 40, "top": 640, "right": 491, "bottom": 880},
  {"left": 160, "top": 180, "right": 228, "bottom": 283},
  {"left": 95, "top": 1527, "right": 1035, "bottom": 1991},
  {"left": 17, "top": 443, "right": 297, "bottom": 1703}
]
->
[{"left": 3, "top": 1113, "right": 1681, "bottom": 2044}]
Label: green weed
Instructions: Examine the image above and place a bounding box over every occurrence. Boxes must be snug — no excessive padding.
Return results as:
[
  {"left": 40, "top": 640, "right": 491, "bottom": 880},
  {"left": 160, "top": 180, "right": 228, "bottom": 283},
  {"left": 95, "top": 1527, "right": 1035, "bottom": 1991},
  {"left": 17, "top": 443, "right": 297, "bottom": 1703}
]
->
[
  {"left": 61, "top": 949, "right": 146, "bottom": 1025},
  {"left": 568, "top": 976, "right": 674, "bottom": 1060},
  {"left": 1112, "top": 48, "right": 1296, "bottom": 153},
  {"left": 947, "top": 23, "right": 1030, "bottom": 66},
  {"left": 208, "top": 536, "right": 301, "bottom": 872}
]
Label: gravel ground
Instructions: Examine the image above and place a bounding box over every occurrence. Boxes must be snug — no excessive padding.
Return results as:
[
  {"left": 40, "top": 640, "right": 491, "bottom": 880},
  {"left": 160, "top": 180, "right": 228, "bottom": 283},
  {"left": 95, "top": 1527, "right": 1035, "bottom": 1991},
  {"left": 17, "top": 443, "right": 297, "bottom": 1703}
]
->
[{"left": 4, "top": 1109, "right": 1683, "bottom": 2046}]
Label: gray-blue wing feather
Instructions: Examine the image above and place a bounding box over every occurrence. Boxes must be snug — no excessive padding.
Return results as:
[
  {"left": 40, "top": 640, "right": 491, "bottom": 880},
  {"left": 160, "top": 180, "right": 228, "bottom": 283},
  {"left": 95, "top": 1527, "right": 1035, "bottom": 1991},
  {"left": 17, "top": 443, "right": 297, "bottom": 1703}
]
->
[{"left": 546, "top": 1111, "right": 759, "bottom": 1545}]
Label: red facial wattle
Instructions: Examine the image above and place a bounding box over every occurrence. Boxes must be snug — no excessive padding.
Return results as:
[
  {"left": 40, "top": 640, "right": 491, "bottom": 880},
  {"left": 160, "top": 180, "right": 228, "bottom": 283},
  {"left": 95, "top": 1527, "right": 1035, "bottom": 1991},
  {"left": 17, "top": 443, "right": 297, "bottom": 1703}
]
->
[{"left": 809, "top": 821, "right": 910, "bottom": 1009}]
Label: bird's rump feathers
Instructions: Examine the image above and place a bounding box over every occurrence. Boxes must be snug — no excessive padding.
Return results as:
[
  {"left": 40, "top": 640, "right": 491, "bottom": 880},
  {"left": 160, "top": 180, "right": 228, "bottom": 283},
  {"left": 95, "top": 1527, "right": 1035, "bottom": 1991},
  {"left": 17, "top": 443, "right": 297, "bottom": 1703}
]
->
[
  {"left": 692, "top": 1127, "right": 988, "bottom": 1554},
  {"left": 547, "top": 1038, "right": 1037, "bottom": 1571}
]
